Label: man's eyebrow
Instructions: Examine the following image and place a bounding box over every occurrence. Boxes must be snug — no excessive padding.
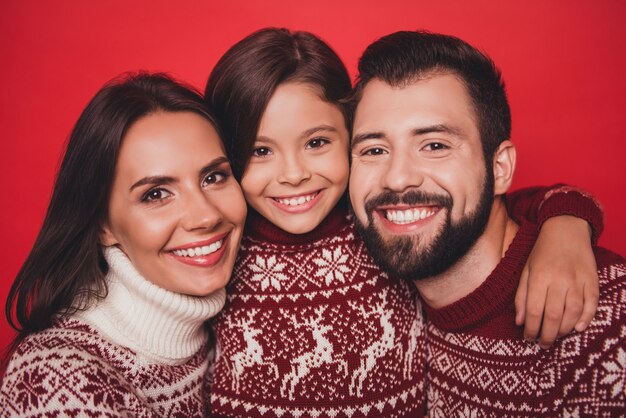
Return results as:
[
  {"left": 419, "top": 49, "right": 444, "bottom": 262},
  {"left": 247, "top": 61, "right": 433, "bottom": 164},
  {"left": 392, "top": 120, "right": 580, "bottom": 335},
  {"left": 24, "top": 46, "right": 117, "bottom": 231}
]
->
[
  {"left": 351, "top": 124, "right": 464, "bottom": 149},
  {"left": 351, "top": 131, "right": 384, "bottom": 148},
  {"left": 412, "top": 124, "right": 464, "bottom": 138}
]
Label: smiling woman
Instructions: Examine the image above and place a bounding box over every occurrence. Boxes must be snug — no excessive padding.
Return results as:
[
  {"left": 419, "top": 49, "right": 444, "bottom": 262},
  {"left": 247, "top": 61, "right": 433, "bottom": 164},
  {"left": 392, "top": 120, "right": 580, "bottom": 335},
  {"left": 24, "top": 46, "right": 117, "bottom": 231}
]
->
[{"left": 0, "top": 74, "right": 246, "bottom": 416}]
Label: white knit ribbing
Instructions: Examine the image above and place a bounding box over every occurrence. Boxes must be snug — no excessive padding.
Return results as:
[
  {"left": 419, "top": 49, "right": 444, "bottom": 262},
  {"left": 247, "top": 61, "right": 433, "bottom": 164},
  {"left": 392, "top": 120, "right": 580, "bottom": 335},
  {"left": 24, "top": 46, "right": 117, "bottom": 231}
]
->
[{"left": 74, "top": 246, "right": 226, "bottom": 365}]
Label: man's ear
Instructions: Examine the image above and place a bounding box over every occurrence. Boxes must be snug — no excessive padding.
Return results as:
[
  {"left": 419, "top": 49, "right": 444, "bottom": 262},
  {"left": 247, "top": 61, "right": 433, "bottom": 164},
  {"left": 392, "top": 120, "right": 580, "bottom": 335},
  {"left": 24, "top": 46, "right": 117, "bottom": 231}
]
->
[
  {"left": 100, "top": 223, "right": 119, "bottom": 247},
  {"left": 492, "top": 140, "right": 516, "bottom": 195}
]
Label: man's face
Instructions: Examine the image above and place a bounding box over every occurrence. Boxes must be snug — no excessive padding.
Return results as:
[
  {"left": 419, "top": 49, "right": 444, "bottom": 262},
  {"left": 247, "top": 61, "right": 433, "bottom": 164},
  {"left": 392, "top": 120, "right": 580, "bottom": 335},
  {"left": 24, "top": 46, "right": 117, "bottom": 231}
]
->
[{"left": 349, "top": 74, "right": 494, "bottom": 281}]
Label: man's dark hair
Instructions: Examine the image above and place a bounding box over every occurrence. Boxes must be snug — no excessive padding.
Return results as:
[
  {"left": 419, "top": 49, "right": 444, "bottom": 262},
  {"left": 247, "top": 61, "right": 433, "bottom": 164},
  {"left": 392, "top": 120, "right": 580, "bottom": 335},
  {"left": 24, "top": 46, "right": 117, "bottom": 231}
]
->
[{"left": 353, "top": 30, "right": 511, "bottom": 160}]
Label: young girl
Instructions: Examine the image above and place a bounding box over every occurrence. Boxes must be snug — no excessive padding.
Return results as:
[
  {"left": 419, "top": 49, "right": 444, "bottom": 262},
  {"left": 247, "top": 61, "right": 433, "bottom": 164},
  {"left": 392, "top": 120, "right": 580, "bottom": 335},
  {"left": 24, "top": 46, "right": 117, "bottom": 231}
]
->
[
  {"left": 0, "top": 74, "right": 247, "bottom": 416},
  {"left": 205, "top": 28, "right": 603, "bottom": 416}
]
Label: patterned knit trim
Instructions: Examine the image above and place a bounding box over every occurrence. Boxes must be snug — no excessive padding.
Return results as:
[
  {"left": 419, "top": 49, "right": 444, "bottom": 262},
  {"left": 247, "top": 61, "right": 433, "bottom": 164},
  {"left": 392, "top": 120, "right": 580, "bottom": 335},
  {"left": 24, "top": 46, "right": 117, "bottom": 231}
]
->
[
  {"left": 424, "top": 221, "right": 539, "bottom": 332},
  {"left": 212, "top": 382, "right": 423, "bottom": 418},
  {"left": 245, "top": 201, "right": 349, "bottom": 246}
]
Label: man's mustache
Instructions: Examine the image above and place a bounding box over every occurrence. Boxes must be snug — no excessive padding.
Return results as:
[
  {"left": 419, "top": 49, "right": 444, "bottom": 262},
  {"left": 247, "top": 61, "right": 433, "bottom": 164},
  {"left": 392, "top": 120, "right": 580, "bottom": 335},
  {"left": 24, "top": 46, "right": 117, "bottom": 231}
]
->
[{"left": 364, "top": 190, "right": 452, "bottom": 215}]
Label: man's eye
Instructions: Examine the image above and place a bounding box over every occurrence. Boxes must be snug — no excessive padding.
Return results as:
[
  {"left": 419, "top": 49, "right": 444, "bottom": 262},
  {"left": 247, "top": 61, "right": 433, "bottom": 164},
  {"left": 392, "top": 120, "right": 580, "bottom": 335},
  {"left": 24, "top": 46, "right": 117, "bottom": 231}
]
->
[
  {"left": 362, "top": 147, "right": 387, "bottom": 156},
  {"left": 142, "top": 188, "right": 171, "bottom": 202},
  {"left": 252, "top": 147, "right": 272, "bottom": 157},
  {"left": 202, "top": 171, "right": 227, "bottom": 186},
  {"left": 424, "top": 142, "right": 448, "bottom": 151},
  {"left": 306, "top": 138, "right": 330, "bottom": 149}
]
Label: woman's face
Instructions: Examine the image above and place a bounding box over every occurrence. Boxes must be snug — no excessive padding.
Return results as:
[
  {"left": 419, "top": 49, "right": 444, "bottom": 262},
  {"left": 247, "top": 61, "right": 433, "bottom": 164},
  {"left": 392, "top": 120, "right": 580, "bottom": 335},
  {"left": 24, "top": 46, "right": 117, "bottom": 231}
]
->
[
  {"left": 240, "top": 82, "right": 350, "bottom": 234},
  {"left": 102, "top": 111, "right": 246, "bottom": 296}
]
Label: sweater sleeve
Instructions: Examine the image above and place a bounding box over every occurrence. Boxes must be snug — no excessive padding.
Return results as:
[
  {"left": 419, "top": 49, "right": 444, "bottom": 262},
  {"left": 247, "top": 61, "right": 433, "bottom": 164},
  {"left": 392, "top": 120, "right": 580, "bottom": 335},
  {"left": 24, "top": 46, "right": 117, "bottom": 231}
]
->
[
  {"left": 506, "top": 184, "right": 603, "bottom": 245},
  {"left": 0, "top": 344, "right": 147, "bottom": 417}
]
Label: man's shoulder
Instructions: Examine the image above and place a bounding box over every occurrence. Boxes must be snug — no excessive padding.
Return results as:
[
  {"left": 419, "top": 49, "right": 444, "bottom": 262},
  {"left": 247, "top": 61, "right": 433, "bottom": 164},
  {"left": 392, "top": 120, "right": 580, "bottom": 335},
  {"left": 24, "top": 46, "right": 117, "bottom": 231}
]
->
[
  {"left": 549, "top": 246, "right": 626, "bottom": 414},
  {"left": 595, "top": 246, "right": 626, "bottom": 287}
]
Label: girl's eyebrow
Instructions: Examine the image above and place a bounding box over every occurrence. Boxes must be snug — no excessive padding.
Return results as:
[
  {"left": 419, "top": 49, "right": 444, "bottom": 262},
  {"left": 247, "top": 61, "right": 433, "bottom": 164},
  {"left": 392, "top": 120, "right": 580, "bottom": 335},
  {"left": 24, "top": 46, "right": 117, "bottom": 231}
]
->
[
  {"left": 256, "top": 125, "right": 340, "bottom": 144},
  {"left": 298, "top": 124, "right": 339, "bottom": 140}
]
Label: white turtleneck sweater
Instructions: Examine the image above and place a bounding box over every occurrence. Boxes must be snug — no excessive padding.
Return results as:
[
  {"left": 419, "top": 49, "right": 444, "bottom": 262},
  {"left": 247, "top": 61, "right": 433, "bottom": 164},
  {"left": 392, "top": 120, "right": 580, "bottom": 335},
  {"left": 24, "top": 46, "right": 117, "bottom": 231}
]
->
[{"left": 0, "top": 247, "right": 225, "bottom": 418}]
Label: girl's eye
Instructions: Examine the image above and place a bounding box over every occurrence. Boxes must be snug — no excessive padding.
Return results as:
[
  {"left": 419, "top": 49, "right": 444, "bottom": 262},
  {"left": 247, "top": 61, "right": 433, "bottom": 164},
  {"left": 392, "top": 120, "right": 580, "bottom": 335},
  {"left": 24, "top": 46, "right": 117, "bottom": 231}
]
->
[
  {"left": 142, "top": 188, "right": 172, "bottom": 202},
  {"left": 306, "top": 137, "right": 330, "bottom": 149},
  {"left": 202, "top": 171, "right": 228, "bottom": 186},
  {"left": 252, "top": 146, "right": 272, "bottom": 157},
  {"left": 362, "top": 147, "right": 387, "bottom": 156}
]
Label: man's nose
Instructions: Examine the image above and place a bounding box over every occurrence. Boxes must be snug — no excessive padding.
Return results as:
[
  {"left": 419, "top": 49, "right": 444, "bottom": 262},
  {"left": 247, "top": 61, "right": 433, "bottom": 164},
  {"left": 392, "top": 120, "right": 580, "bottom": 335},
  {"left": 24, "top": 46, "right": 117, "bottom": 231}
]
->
[{"left": 382, "top": 151, "right": 424, "bottom": 192}]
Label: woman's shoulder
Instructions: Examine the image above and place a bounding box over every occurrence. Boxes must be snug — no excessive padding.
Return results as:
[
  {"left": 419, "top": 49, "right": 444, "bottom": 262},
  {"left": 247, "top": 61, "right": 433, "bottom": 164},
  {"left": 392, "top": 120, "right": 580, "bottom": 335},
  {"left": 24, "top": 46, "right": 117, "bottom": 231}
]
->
[{"left": 0, "top": 318, "right": 149, "bottom": 417}]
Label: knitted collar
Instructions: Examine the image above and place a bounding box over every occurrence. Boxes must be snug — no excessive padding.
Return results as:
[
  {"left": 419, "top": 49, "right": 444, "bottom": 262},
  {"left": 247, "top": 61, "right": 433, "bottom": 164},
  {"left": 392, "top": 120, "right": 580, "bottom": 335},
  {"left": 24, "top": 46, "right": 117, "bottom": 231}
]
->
[
  {"left": 74, "top": 246, "right": 226, "bottom": 364},
  {"left": 423, "top": 221, "right": 539, "bottom": 332},
  {"left": 245, "top": 200, "right": 349, "bottom": 246}
]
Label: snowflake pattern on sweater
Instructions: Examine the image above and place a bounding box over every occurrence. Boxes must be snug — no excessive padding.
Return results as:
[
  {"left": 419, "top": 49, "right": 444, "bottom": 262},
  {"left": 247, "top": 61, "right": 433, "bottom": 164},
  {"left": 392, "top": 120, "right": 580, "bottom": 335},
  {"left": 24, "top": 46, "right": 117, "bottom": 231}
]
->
[
  {"left": 424, "top": 223, "right": 626, "bottom": 417},
  {"left": 1, "top": 247, "right": 224, "bottom": 417},
  {"left": 210, "top": 206, "right": 426, "bottom": 417},
  {"left": 0, "top": 319, "right": 211, "bottom": 417}
]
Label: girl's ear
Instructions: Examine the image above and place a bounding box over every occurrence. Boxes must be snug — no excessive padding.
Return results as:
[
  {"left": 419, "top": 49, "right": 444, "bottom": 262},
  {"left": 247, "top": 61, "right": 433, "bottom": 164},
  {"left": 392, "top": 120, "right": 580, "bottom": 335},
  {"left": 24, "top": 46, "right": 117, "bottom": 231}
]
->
[
  {"left": 492, "top": 140, "right": 516, "bottom": 196},
  {"left": 100, "top": 223, "right": 119, "bottom": 247}
]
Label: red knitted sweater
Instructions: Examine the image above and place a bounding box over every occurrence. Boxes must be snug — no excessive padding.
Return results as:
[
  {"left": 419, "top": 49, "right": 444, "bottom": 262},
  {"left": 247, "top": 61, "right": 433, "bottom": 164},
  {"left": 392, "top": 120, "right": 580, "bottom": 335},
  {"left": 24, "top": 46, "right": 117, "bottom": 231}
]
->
[
  {"left": 210, "top": 186, "right": 604, "bottom": 417},
  {"left": 210, "top": 203, "right": 426, "bottom": 417},
  {"left": 0, "top": 247, "right": 225, "bottom": 417},
  {"left": 423, "top": 222, "right": 626, "bottom": 416}
]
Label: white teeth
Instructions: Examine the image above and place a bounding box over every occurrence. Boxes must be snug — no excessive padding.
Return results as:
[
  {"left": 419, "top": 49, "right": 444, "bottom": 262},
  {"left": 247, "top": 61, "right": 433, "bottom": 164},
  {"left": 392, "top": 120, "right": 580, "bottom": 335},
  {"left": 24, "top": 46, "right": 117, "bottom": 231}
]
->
[
  {"left": 275, "top": 193, "right": 316, "bottom": 206},
  {"left": 173, "top": 240, "right": 223, "bottom": 257},
  {"left": 384, "top": 208, "right": 436, "bottom": 225}
]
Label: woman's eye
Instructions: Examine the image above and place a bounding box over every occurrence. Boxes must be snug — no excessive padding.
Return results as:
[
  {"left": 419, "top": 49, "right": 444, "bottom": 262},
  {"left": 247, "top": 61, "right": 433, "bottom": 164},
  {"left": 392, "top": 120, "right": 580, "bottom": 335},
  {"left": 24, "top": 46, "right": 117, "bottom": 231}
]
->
[
  {"left": 202, "top": 171, "right": 227, "bottom": 186},
  {"left": 252, "top": 147, "right": 272, "bottom": 157},
  {"left": 142, "top": 188, "right": 171, "bottom": 202},
  {"left": 306, "top": 137, "right": 330, "bottom": 149}
]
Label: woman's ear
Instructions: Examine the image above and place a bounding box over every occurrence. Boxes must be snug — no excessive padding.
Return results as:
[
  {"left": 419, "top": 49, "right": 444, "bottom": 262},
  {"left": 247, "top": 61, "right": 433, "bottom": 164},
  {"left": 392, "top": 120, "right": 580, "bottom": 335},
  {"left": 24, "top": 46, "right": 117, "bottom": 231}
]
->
[
  {"left": 100, "top": 223, "right": 119, "bottom": 247},
  {"left": 492, "top": 140, "right": 516, "bottom": 196}
]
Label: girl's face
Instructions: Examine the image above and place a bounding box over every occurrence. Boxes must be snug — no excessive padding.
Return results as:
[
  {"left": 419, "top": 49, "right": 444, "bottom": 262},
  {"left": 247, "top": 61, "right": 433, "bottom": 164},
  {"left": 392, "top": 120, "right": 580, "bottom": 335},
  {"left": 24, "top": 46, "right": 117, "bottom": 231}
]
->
[
  {"left": 101, "top": 111, "right": 246, "bottom": 296},
  {"left": 240, "top": 82, "right": 349, "bottom": 234}
]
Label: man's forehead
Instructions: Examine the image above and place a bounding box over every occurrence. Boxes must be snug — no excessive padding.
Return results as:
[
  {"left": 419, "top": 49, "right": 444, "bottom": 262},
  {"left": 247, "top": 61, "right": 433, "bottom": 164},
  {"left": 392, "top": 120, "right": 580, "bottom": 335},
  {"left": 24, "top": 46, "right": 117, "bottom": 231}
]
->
[{"left": 352, "top": 75, "right": 475, "bottom": 139}]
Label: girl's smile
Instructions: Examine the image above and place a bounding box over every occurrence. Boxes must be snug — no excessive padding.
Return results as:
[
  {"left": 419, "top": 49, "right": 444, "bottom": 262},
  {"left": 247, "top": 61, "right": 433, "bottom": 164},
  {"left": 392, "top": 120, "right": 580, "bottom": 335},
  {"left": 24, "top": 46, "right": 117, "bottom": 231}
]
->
[{"left": 240, "top": 82, "right": 349, "bottom": 234}]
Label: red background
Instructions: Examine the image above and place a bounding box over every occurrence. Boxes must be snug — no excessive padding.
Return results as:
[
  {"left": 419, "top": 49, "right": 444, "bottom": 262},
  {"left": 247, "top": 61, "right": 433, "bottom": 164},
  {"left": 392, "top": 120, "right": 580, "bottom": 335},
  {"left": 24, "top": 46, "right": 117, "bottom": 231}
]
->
[{"left": 1, "top": 1, "right": 625, "bottom": 350}]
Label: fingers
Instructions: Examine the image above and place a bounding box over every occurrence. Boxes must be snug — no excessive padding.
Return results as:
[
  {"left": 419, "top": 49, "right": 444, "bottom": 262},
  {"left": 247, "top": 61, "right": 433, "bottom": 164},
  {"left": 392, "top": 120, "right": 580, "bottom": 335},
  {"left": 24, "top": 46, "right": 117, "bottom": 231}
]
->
[
  {"left": 536, "top": 284, "right": 568, "bottom": 349},
  {"left": 515, "top": 266, "right": 529, "bottom": 326},
  {"left": 557, "top": 288, "right": 583, "bottom": 338},
  {"left": 522, "top": 277, "right": 548, "bottom": 342},
  {"left": 576, "top": 280, "right": 599, "bottom": 332}
]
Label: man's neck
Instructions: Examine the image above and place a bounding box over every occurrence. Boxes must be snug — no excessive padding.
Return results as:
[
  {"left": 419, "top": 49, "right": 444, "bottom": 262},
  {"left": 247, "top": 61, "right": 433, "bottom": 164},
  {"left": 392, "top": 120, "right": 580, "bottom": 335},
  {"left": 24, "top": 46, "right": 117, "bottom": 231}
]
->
[{"left": 414, "top": 199, "right": 519, "bottom": 309}]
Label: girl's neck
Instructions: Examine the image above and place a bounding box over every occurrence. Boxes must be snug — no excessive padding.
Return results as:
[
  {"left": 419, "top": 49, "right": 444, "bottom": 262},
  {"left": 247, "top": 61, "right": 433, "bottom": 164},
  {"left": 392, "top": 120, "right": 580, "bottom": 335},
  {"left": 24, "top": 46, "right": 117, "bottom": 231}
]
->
[{"left": 245, "top": 200, "right": 348, "bottom": 245}]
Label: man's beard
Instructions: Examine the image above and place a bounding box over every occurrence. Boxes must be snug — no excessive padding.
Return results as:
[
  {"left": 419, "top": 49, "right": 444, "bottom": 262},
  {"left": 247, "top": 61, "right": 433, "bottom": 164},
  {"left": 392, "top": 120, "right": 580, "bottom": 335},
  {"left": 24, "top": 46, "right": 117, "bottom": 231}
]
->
[{"left": 353, "top": 173, "right": 494, "bottom": 282}]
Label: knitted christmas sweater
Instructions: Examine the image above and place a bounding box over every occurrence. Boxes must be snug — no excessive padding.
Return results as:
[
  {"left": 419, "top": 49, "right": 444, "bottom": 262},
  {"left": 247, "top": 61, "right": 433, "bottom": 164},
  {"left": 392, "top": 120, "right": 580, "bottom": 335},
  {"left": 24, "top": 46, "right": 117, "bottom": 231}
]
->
[
  {"left": 209, "top": 185, "right": 602, "bottom": 418},
  {"left": 424, "top": 222, "right": 625, "bottom": 417},
  {"left": 0, "top": 247, "right": 226, "bottom": 417},
  {"left": 210, "top": 204, "right": 426, "bottom": 417}
]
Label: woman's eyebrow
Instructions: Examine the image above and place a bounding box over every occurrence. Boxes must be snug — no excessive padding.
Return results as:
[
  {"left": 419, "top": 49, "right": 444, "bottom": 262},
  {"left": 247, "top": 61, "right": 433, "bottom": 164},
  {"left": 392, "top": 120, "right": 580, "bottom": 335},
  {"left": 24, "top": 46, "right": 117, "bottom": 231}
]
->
[
  {"left": 130, "top": 175, "right": 176, "bottom": 191},
  {"left": 199, "top": 156, "right": 230, "bottom": 179}
]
